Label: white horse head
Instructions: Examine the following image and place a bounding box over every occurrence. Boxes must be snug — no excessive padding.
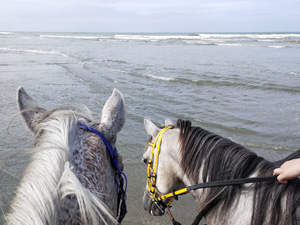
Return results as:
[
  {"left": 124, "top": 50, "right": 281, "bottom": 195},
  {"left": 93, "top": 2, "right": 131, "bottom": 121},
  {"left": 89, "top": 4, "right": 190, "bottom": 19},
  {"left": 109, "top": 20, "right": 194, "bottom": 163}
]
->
[
  {"left": 142, "top": 118, "right": 300, "bottom": 225},
  {"left": 142, "top": 117, "right": 185, "bottom": 216},
  {"left": 6, "top": 87, "right": 126, "bottom": 225}
]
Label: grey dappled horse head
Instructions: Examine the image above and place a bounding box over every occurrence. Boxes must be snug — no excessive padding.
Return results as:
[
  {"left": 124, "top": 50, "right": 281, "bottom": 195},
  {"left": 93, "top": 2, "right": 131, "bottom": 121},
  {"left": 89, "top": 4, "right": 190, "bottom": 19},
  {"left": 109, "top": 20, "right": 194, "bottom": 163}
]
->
[
  {"left": 6, "top": 87, "right": 125, "bottom": 225},
  {"left": 142, "top": 118, "right": 300, "bottom": 225}
]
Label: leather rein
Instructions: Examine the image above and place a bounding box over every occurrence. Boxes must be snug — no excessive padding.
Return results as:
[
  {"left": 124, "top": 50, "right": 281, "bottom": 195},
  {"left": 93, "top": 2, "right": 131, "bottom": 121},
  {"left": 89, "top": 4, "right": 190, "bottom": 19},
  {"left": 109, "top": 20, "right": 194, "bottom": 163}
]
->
[{"left": 146, "top": 126, "right": 277, "bottom": 225}]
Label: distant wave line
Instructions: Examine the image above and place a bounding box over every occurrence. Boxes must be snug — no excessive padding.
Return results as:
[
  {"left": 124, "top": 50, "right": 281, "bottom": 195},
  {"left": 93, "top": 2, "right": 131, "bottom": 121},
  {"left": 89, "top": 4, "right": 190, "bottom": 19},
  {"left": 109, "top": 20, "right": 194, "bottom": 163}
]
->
[
  {"left": 0, "top": 47, "right": 70, "bottom": 58},
  {"left": 115, "top": 33, "right": 300, "bottom": 40},
  {"left": 40, "top": 35, "right": 111, "bottom": 40},
  {"left": 38, "top": 33, "right": 300, "bottom": 42},
  {"left": 35, "top": 33, "right": 300, "bottom": 49}
]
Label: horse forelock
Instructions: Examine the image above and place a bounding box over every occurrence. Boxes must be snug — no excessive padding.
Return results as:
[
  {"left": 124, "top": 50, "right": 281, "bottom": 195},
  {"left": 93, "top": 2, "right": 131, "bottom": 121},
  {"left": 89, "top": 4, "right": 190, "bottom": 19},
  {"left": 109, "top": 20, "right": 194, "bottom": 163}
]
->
[
  {"left": 176, "top": 119, "right": 300, "bottom": 225},
  {"left": 7, "top": 106, "right": 118, "bottom": 225},
  {"left": 33, "top": 106, "right": 93, "bottom": 144}
]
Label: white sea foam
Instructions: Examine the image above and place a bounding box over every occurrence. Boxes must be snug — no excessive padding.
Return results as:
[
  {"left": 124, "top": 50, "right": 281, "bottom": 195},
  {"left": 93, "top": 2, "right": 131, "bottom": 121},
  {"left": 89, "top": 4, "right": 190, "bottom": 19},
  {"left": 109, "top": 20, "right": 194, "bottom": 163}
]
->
[
  {"left": 40, "top": 35, "right": 112, "bottom": 40},
  {"left": 145, "top": 74, "right": 175, "bottom": 81},
  {"left": 198, "top": 33, "right": 300, "bottom": 39},
  {"left": 290, "top": 71, "right": 300, "bottom": 76},
  {"left": 38, "top": 33, "right": 300, "bottom": 43},
  {"left": 268, "top": 45, "right": 285, "bottom": 49},
  {"left": 113, "top": 33, "right": 300, "bottom": 47},
  {"left": 103, "top": 66, "right": 175, "bottom": 81},
  {"left": 258, "top": 40, "right": 274, "bottom": 42},
  {"left": 0, "top": 32, "right": 12, "bottom": 35},
  {"left": 108, "top": 68, "right": 131, "bottom": 74},
  {"left": 0, "top": 47, "right": 70, "bottom": 58},
  {"left": 114, "top": 34, "right": 196, "bottom": 41},
  {"left": 34, "top": 33, "right": 300, "bottom": 49},
  {"left": 216, "top": 43, "right": 245, "bottom": 47},
  {"left": 183, "top": 40, "right": 219, "bottom": 46}
]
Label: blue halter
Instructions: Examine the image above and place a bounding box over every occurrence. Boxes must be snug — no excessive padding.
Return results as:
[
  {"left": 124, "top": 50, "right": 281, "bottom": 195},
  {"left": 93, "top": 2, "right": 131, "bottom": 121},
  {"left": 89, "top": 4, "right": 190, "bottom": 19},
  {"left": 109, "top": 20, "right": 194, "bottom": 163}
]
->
[{"left": 78, "top": 123, "right": 127, "bottom": 224}]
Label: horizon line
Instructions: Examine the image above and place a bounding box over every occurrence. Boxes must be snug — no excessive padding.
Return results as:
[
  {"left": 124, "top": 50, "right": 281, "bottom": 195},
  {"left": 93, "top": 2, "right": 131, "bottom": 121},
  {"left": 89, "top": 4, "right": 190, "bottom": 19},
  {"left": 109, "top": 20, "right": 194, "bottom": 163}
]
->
[{"left": 1, "top": 30, "right": 300, "bottom": 34}]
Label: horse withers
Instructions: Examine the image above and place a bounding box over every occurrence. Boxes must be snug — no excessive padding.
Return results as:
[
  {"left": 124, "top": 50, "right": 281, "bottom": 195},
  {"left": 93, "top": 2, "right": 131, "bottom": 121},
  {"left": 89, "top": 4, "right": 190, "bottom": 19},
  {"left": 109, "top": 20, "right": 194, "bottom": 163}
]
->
[
  {"left": 142, "top": 118, "right": 300, "bottom": 225},
  {"left": 6, "top": 87, "right": 126, "bottom": 225}
]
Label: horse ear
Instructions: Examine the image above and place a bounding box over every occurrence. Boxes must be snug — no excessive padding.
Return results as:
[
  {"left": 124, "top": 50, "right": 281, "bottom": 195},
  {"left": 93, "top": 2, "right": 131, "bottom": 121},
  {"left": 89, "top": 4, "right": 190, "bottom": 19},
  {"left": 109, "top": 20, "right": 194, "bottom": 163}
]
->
[
  {"left": 17, "top": 87, "right": 46, "bottom": 132},
  {"left": 144, "top": 117, "right": 159, "bottom": 138},
  {"left": 164, "top": 118, "right": 175, "bottom": 127},
  {"left": 100, "top": 89, "right": 126, "bottom": 136}
]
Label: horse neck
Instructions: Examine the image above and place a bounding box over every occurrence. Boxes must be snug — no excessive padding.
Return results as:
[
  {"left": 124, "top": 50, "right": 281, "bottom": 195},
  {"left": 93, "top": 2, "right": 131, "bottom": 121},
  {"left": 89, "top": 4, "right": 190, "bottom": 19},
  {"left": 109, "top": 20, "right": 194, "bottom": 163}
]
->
[
  {"left": 177, "top": 125, "right": 263, "bottom": 225},
  {"left": 178, "top": 153, "right": 258, "bottom": 225},
  {"left": 69, "top": 128, "right": 118, "bottom": 213},
  {"left": 177, "top": 122, "right": 300, "bottom": 225},
  {"left": 56, "top": 118, "right": 118, "bottom": 224}
]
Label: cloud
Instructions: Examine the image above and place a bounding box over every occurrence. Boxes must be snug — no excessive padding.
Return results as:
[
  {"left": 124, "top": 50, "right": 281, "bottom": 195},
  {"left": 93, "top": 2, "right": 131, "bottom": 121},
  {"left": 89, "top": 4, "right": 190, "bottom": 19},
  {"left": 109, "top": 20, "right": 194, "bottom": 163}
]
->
[{"left": 1, "top": 0, "right": 299, "bottom": 32}]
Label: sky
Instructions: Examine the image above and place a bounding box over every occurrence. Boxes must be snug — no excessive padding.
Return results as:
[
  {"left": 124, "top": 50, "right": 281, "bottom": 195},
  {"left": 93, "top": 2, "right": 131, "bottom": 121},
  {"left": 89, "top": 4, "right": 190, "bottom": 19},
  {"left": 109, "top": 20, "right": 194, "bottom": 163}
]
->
[{"left": 1, "top": 0, "right": 299, "bottom": 33}]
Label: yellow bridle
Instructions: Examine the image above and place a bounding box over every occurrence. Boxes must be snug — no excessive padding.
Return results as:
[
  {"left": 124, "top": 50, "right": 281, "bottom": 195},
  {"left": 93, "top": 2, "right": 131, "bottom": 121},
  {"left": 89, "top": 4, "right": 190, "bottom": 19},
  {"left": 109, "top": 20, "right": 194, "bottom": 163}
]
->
[
  {"left": 146, "top": 126, "right": 189, "bottom": 208},
  {"left": 146, "top": 126, "right": 279, "bottom": 224}
]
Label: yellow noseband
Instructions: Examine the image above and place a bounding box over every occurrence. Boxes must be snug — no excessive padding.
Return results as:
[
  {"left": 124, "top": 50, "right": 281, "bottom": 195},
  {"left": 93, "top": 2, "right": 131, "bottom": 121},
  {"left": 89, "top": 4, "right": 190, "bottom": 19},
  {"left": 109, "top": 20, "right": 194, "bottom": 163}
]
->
[{"left": 146, "top": 126, "right": 189, "bottom": 208}]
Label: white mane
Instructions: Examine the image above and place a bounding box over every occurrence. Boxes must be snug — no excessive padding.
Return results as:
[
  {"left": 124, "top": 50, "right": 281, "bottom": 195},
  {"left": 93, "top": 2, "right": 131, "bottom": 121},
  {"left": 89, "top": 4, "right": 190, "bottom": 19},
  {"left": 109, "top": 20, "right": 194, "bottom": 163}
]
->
[{"left": 6, "top": 107, "right": 118, "bottom": 225}]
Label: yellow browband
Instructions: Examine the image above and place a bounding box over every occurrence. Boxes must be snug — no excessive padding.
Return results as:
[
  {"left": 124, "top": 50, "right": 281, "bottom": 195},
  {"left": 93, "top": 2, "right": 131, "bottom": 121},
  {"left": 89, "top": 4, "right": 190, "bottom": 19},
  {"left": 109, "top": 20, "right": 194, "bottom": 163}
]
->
[{"left": 147, "top": 126, "right": 189, "bottom": 208}]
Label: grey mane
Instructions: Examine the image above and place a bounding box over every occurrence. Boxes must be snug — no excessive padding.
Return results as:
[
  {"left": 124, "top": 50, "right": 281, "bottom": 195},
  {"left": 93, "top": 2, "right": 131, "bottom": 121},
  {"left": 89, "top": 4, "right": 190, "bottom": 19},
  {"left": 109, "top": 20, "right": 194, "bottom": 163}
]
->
[{"left": 177, "top": 119, "right": 300, "bottom": 225}]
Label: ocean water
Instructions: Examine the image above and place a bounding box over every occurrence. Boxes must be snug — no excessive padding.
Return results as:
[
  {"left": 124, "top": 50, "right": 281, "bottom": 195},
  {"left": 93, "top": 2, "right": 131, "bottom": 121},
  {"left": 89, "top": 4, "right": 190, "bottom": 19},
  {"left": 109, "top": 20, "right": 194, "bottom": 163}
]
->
[{"left": 0, "top": 32, "right": 299, "bottom": 224}]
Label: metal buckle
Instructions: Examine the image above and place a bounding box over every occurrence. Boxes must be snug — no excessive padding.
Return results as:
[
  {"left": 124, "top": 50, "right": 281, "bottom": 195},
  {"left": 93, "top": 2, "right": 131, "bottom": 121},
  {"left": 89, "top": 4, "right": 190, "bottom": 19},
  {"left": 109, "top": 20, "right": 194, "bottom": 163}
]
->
[{"left": 146, "top": 191, "right": 165, "bottom": 214}]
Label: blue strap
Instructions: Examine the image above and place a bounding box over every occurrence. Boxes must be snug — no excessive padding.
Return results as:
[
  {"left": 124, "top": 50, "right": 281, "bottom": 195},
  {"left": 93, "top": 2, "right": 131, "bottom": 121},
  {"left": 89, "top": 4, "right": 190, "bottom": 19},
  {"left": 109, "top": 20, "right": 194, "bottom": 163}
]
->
[
  {"left": 78, "top": 123, "right": 127, "bottom": 223},
  {"left": 78, "top": 124, "right": 120, "bottom": 170}
]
